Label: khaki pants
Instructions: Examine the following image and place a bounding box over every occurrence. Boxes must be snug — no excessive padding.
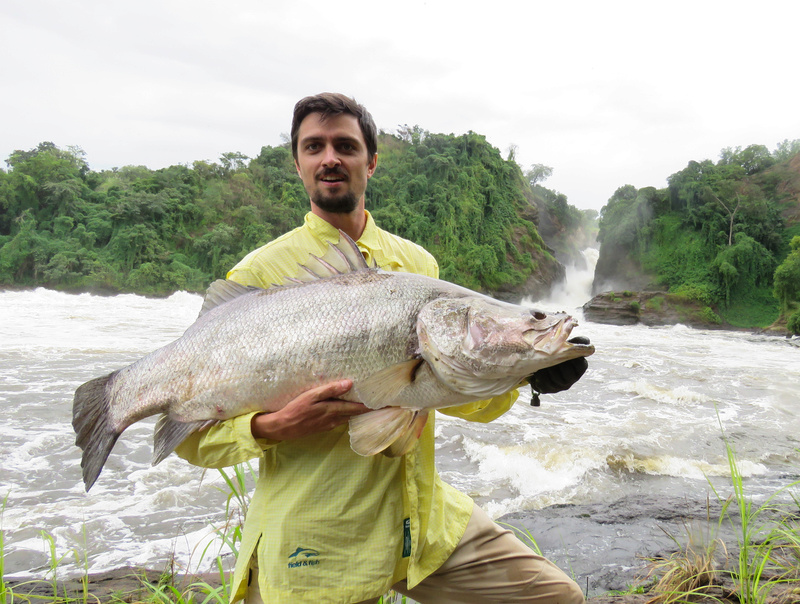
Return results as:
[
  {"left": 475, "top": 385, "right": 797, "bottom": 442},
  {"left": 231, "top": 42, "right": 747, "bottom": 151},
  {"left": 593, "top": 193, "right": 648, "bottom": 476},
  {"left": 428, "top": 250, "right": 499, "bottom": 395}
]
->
[{"left": 248, "top": 503, "right": 584, "bottom": 604}]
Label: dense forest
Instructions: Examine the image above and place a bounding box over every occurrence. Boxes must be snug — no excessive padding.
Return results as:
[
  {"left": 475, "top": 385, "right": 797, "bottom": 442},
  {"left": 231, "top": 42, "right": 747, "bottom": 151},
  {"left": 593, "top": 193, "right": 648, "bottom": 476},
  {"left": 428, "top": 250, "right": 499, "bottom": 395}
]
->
[
  {"left": 0, "top": 131, "right": 595, "bottom": 298},
  {"left": 593, "top": 141, "right": 800, "bottom": 334}
]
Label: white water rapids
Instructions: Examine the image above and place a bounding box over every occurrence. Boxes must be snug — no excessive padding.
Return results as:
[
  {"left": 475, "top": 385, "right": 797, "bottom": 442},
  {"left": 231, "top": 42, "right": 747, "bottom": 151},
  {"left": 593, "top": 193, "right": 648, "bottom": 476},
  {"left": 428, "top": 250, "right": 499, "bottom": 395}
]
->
[{"left": 1, "top": 250, "right": 798, "bottom": 579}]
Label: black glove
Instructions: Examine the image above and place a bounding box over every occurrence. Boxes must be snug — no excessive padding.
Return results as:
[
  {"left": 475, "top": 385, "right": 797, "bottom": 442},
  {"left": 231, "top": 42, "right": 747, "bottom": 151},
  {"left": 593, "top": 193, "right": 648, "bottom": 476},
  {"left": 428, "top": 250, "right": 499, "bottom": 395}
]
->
[{"left": 527, "top": 337, "right": 590, "bottom": 406}]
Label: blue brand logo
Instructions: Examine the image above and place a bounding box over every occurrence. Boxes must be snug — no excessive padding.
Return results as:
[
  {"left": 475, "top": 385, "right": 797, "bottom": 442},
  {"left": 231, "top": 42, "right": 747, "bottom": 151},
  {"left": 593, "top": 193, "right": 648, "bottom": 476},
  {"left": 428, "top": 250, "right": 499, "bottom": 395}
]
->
[{"left": 288, "top": 547, "right": 321, "bottom": 568}]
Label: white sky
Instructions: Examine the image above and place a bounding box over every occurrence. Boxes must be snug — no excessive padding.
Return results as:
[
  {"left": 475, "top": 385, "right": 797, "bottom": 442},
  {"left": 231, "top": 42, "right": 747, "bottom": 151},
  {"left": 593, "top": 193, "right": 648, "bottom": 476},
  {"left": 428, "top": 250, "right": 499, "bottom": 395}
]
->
[{"left": 2, "top": 0, "right": 798, "bottom": 212}]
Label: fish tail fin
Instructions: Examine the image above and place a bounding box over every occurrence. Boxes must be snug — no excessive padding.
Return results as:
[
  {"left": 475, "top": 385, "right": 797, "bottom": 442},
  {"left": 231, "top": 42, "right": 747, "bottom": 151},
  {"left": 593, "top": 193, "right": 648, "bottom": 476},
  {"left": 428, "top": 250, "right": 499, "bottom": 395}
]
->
[
  {"left": 348, "top": 408, "right": 429, "bottom": 457},
  {"left": 153, "top": 414, "right": 217, "bottom": 465},
  {"left": 72, "top": 372, "right": 121, "bottom": 491}
]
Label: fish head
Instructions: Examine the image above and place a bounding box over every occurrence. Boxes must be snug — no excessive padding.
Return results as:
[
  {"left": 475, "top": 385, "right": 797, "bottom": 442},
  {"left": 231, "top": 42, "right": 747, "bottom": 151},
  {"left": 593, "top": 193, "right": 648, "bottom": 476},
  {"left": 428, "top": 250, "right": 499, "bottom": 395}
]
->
[{"left": 417, "top": 296, "right": 594, "bottom": 397}]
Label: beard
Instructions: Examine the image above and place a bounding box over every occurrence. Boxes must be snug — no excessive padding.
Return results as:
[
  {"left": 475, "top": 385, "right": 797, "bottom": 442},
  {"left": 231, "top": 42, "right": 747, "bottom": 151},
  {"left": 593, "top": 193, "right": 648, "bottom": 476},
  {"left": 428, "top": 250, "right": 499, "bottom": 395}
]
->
[
  {"left": 309, "top": 166, "right": 360, "bottom": 213},
  {"left": 310, "top": 189, "right": 359, "bottom": 214}
]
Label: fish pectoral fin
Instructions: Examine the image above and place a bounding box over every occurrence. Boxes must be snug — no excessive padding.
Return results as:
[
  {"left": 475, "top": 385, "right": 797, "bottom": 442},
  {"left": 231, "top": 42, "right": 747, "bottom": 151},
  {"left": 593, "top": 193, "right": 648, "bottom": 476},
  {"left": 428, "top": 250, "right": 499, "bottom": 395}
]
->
[
  {"left": 382, "top": 411, "right": 429, "bottom": 457},
  {"left": 348, "top": 407, "right": 428, "bottom": 457},
  {"left": 152, "top": 415, "right": 217, "bottom": 466},
  {"left": 354, "top": 359, "right": 426, "bottom": 408}
]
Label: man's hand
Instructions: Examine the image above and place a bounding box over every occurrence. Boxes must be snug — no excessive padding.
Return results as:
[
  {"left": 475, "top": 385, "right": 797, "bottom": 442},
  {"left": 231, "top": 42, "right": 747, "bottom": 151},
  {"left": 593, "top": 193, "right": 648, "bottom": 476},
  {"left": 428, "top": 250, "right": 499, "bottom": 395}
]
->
[
  {"left": 527, "top": 337, "right": 590, "bottom": 405},
  {"left": 251, "top": 380, "right": 371, "bottom": 441}
]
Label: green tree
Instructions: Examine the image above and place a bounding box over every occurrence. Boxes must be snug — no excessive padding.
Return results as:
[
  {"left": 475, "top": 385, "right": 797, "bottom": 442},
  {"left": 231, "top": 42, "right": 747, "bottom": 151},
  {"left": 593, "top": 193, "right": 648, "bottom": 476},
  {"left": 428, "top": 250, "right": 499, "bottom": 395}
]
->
[
  {"left": 774, "top": 236, "right": 800, "bottom": 312},
  {"left": 524, "top": 164, "right": 553, "bottom": 186}
]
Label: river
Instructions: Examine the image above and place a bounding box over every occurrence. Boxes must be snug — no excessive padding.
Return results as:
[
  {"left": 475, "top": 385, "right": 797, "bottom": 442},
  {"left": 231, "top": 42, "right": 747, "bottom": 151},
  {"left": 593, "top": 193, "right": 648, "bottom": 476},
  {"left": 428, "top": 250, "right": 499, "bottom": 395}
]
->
[{"left": 1, "top": 254, "right": 798, "bottom": 592}]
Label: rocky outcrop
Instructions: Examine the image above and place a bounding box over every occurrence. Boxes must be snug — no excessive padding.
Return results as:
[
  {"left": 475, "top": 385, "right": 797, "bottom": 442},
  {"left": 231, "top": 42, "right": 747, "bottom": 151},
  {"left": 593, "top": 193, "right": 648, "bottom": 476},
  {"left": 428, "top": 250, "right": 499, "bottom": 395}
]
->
[{"left": 582, "top": 291, "right": 722, "bottom": 328}]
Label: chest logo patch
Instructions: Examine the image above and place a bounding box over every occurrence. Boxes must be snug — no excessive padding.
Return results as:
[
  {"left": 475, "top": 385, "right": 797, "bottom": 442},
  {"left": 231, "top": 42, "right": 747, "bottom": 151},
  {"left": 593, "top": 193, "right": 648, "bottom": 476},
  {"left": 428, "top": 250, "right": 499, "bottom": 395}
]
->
[{"left": 288, "top": 547, "right": 321, "bottom": 568}]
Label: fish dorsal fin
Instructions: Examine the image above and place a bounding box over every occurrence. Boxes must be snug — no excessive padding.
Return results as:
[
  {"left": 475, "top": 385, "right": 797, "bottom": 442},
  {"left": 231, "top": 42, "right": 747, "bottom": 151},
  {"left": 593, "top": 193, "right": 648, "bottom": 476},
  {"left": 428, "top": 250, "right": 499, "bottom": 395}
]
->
[
  {"left": 326, "top": 230, "right": 377, "bottom": 271},
  {"left": 281, "top": 230, "right": 376, "bottom": 285},
  {"left": 199, "top": 279, "right": 261, "bottom": 317}
]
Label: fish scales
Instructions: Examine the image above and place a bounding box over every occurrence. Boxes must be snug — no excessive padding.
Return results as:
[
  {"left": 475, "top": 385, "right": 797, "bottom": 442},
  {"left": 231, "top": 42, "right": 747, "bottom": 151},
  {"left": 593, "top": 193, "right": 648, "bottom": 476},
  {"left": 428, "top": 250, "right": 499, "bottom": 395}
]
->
[{"left": 73, "top": 231, "right": 594, "bottom": 490}]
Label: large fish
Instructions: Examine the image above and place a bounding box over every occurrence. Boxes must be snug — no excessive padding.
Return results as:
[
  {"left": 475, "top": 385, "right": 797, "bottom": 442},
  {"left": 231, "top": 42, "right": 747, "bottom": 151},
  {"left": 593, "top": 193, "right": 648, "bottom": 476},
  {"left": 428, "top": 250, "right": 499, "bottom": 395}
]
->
[{"left": 73, "top": 232, "right": 594, "bottom": 490}]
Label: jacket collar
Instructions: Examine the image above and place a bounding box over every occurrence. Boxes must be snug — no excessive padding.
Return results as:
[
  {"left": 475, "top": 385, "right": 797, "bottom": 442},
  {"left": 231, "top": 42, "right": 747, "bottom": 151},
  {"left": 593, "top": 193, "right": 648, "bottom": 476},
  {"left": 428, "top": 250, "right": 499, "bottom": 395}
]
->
[{"left": 304, "top": 210, "right": 382, "bottom": 252}]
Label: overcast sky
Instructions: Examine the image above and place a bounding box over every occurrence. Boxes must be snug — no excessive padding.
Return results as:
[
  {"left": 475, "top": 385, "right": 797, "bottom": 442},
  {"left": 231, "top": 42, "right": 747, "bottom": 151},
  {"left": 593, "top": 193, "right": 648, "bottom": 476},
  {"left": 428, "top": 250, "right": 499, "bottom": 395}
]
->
[{"left": 2, "top": 0, "right": 798, "bottom": 212}]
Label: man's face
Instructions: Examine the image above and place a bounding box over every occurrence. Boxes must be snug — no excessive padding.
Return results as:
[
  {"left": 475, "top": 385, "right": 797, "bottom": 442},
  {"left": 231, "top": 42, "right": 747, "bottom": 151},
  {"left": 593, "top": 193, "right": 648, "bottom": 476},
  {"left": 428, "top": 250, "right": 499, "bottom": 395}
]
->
[{"left": 294, "top": 112, "right": 377, "bottom": 214}]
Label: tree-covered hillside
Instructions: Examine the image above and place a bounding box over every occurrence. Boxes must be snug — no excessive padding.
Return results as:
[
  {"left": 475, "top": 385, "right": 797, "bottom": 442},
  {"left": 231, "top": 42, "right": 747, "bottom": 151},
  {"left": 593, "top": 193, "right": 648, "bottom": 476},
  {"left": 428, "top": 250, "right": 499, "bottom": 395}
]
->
[
  {"left": 0, "top": 133, "right": 592, "bottom": 298},
  {"left": 593, "top": 142, "right": 800, "bottom": 332}
]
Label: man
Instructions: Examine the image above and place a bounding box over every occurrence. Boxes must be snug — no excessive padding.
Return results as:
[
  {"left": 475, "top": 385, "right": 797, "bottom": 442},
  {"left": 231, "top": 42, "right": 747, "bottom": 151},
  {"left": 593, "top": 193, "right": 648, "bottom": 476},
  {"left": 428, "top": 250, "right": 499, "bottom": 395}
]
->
[{"left": 176, "top": 93, "right": 587, "bottom": 604}]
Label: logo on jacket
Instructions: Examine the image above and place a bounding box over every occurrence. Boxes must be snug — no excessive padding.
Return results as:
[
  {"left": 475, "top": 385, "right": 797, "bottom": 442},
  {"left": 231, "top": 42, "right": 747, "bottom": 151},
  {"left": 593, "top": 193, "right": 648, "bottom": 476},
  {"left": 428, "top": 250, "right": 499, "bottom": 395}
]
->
[{"left": 288, "top": 547, "right": 321, "bottom": 568}]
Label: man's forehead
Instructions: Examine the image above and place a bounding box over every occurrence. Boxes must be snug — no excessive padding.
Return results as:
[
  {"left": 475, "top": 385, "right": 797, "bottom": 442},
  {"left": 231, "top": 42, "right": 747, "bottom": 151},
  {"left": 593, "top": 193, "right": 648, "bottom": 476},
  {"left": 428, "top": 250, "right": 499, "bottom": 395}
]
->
[{"left": 298, "top": 112, "right": 364, "bottom": 141}]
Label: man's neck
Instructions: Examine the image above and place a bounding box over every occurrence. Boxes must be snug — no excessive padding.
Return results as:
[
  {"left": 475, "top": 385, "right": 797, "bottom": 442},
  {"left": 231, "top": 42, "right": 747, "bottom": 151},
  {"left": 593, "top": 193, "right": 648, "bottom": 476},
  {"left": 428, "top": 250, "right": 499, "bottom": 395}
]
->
[{"left": 310, "top": 204, "right": 367, "bottom": 242}]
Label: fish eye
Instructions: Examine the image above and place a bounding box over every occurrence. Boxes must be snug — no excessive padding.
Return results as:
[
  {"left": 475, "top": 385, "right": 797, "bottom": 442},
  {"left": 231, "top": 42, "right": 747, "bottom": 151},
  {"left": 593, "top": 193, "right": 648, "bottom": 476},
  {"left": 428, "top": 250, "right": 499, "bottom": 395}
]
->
[{"left": 531, "top": 310, "right": 547, "bottom": 321}]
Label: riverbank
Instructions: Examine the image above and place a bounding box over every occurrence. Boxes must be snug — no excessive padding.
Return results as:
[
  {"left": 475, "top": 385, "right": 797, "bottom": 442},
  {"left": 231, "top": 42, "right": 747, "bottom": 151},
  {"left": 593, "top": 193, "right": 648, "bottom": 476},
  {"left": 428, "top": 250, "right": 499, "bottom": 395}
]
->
[
  {"left": 8, "top": 493, "right": 800, "bottom": 603},
  {"left": 7, "top": 561, "right": 799, "bottom": 604},
  {"left": 582, "top": 291, "right": 795, "bottom": 338}
]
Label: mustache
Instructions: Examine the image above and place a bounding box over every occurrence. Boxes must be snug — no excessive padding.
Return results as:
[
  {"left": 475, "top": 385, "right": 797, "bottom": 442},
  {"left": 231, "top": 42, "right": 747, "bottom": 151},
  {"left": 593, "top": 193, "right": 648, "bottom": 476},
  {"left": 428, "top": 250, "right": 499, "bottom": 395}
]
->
[{"left": 317, "top": 166, "right": 349, "bottom": 180}]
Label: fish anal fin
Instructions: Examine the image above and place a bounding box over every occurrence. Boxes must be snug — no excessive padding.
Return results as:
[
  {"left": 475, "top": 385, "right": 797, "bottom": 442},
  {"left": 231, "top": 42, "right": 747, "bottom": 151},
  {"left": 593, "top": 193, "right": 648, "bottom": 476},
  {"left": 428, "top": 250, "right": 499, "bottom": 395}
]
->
[
  {"left": 348, "top": 408, "right": 427, "bottom": 457},
  {"left": 354, "top": 359, "right": 425, "bottom": 408},
  {"left": 199, "top": 280, "right": 262, "bottom": 317},
  {"left": 153, "top": 415, "right": 217, "bottom": 465}
]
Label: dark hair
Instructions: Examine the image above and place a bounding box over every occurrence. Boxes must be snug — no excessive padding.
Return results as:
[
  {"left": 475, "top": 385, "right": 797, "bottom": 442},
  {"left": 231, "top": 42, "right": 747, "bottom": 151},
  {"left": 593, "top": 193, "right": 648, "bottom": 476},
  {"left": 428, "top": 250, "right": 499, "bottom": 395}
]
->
[{"left": 291, "top": 93, "right": 378, "bottom": 161}]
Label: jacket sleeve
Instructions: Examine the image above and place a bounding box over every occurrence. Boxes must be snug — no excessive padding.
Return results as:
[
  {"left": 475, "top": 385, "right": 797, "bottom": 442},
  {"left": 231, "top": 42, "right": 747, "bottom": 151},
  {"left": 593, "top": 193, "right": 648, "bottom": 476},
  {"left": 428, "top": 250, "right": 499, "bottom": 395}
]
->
[
  {"left": 174, "top": 412, "right": 280, "bottom": 469},
  {"left": 436, "top": 389, "right": 519, "bottom": 423}
]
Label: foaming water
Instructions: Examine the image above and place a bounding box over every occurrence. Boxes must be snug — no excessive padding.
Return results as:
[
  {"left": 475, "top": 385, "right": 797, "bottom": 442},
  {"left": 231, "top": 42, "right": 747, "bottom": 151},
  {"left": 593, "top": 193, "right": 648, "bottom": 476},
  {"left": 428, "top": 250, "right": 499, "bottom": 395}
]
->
[
  {"left": 1, "top": 278, "right": 799, "bottom": 578},
  {"left": 440, "top": 249, "right": 800, "bottom": 517},
  {"left": 538, "top": 247, "right": 600, "bottom": 311},
  {"left": 0, "top": 288, "right": 236, "bottom": 578}
]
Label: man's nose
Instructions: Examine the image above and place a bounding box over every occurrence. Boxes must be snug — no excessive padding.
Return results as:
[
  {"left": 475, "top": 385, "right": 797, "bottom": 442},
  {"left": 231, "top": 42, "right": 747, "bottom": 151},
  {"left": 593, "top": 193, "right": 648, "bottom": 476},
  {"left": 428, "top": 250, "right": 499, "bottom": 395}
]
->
[{"left": 321, "top": 145, "right": 340, "bottom": 167}]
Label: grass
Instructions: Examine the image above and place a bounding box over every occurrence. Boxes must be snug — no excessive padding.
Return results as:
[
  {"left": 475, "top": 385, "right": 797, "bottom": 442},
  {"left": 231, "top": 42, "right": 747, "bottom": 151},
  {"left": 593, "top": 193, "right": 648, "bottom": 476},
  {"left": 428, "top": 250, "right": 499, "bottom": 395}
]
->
[
  {"left": 646, "top": 507, "right": 728, "bottom": 604},
  {"left": 718, "top": 288, "right": 781, "bottom": 329},
  {"left": 646, "top": 419, "right": 800, "bottom": 604}
]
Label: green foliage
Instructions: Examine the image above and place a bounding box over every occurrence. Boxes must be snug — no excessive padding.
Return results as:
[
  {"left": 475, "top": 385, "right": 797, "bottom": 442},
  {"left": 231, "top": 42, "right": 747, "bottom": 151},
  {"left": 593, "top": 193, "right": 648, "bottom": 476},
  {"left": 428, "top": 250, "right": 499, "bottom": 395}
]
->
[
  {"left": 699, "top": 306, "right": 722, "bottom": 324},
  {"left": 774, "top": 236, "right": 800, "bottom": 313},
  {"left": 787, "top": 310, "right": 800, "bottom": 335},
  {"left": 368, "top": 130, "right": 542, "bottom": 290},
  {"left": 719, "top": 288, "right": 781, "bottom": 328},
  {"left": 647, "top": 296, "right": 665, "bottom": 312},
  {"left": 711, "top": 233, "right": 776, "bottom": 307},
  {"left": 595, "top": 143, "right": 797, "bottom": 328},
  {"left": 672, "top": 283, "right": 715, "bottom": 306},
  {"left": 772, "top": 138, "right": 800, "bottom": 161},
  {"left": 1, "top": 134, "right": 568, "bottom": 295}
]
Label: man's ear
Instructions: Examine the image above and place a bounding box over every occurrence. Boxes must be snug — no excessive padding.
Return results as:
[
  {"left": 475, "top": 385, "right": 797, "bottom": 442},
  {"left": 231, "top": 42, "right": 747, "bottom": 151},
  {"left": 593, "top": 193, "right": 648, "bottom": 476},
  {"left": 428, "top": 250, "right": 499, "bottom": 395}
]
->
[
  {"left": 295, "top": 159, "right": 302, "bottom": 177},
  {"left": 367, "top": 153, "right": 378, "bottom": 179}
]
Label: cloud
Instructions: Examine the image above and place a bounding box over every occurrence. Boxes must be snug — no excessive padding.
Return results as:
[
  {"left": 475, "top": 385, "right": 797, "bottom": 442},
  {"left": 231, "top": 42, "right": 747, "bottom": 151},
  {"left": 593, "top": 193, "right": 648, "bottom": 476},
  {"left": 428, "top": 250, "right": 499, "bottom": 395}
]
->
[{"left": 2, "top": 0, "right": 799, "bottom": 211}]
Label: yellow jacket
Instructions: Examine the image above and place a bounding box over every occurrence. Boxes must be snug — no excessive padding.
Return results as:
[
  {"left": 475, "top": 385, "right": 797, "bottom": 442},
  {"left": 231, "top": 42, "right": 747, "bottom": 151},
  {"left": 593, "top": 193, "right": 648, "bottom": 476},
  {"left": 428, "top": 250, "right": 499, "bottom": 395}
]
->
[{"left": 175, "top": 212, "right": 518, "bottom": 603}]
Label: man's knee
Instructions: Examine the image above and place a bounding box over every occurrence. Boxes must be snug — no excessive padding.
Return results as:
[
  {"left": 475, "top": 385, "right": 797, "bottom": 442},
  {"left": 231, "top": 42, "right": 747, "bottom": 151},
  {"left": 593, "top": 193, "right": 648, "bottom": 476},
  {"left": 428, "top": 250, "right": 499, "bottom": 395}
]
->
[{"left": 559, "top": 577, "right": 586, "bottom": 604}]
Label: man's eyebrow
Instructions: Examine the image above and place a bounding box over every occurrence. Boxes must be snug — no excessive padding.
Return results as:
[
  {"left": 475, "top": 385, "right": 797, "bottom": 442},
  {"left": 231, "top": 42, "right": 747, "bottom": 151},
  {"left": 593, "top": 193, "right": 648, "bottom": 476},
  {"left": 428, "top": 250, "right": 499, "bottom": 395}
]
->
[{"left": 299, "top": 134, "right": 362, "bottom": 145}]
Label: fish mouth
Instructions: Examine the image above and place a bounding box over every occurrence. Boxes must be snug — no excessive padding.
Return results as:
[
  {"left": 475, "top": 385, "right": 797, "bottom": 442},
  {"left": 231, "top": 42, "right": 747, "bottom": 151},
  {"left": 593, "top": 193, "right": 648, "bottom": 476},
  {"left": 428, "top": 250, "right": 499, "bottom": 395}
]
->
[{"left": 523, "top": 316, "right": 577, "bottom": 354}]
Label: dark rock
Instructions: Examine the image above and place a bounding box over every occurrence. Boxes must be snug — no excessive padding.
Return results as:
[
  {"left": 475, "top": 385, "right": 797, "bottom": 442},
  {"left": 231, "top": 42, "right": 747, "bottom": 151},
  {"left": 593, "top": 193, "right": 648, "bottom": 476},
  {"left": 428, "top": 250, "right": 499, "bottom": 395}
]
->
[
  {"left": 583, "top": 291, "right": 717, "bottom": 329},
  {"left": 498, "top": 494, "right": 740, "bottom": 597}
]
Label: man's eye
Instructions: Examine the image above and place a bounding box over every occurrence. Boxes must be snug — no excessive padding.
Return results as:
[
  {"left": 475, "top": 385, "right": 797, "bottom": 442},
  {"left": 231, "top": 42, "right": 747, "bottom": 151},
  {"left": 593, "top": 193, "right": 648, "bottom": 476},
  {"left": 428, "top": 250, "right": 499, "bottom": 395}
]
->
[{"left": 305, "top": 143, "right": 320, "bottom": 152}]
